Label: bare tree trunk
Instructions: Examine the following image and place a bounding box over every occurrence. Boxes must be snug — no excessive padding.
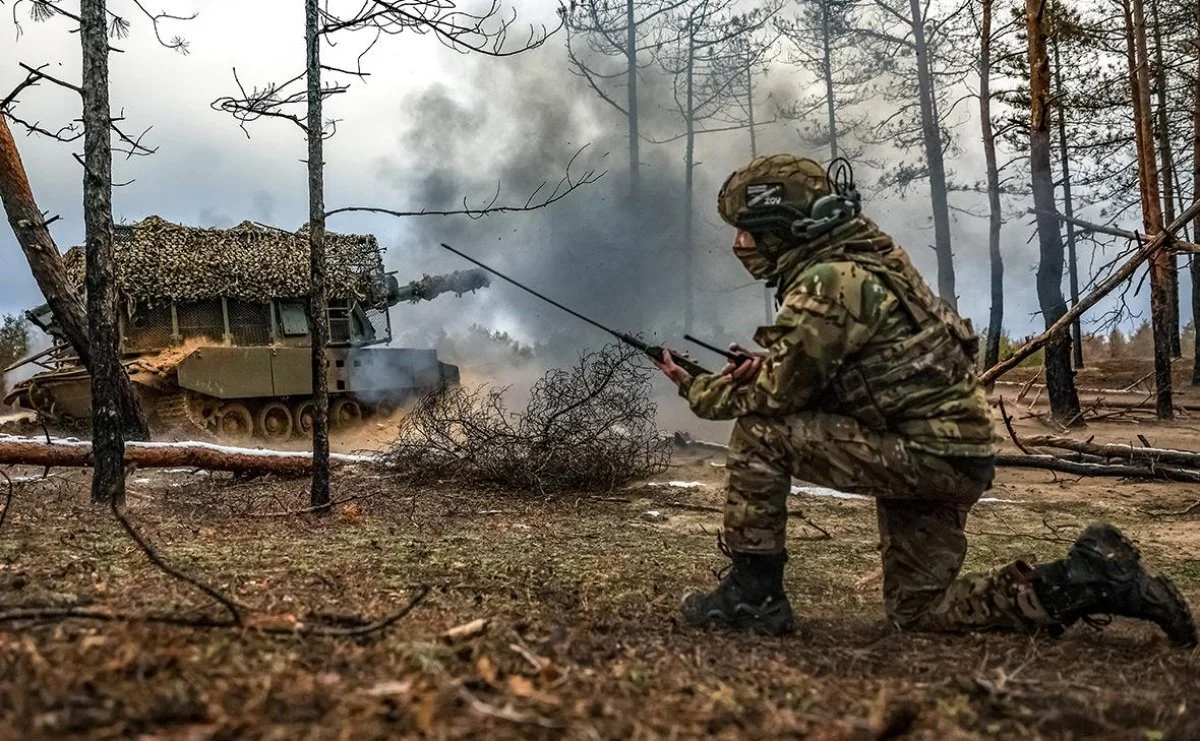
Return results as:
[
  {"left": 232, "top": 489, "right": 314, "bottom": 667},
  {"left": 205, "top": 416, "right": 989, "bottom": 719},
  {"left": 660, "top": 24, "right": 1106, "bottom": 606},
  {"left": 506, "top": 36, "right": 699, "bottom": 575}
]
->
[
  {"left": 1124, "top": 0, "right": 1173, "bottom": 419},
  {"left": 1151, "top": 0, "right": 1181, "bottom": 358},
  {"left": 980, "top": 0, "right": 1003, "bottom": 372},
  {"left": 1027, "top": 0, "right": 1081, "bottom": 423},
  {"left": 744, "top": 56, "right": 773, "bottom": 325},
  {"left": 1052, "top": 34, "right": 1083, "bottom": 368},
  {"left": 1193, "top": 19, "right": 1200, "bottom": 385},
  {"left": 0, "top": 117, "right": 91, "bottom": 363},
  {"left": 908, "top": 0, "right": 956, "bottom": 308},
  {"left": 745, "top": 58, "right": 758, "bottom": 160},
  {"left": 82, "top": 0, "right": 145, "bottom": 504},
  {"left": 626, "top": 0, "right": 640, "bottom": 198},
  {"left": 822, "top": 0, "right": 839, "bottom": 161},
  {"left": 306, "top": 0, "right": 331, "bottom": 511},
  {"left": 683, "top": 22, "right": 696, "bottom": 335}
]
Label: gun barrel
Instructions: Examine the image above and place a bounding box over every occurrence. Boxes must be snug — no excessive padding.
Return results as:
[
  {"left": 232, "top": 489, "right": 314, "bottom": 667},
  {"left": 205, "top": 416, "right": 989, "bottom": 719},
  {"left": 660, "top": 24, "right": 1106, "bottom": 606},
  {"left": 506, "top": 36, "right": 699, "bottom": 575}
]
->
[{"left": 389, "top": 268, "right": 490, "bottom": 305}]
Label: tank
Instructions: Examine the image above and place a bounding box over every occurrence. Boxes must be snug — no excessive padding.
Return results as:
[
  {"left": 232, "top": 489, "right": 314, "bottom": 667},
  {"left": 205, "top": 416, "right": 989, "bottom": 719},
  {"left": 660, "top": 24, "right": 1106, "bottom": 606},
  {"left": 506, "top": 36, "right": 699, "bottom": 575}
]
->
[{"left": 2, "top": 216, "right": 489, "bottom": 442}]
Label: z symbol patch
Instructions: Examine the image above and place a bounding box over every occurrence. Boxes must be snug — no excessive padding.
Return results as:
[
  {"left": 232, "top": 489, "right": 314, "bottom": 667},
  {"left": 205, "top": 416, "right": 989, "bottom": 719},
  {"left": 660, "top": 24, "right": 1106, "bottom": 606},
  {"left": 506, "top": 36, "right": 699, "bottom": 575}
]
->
[{"left": 746, "top": 183, "right": 785, "bottom": 207}]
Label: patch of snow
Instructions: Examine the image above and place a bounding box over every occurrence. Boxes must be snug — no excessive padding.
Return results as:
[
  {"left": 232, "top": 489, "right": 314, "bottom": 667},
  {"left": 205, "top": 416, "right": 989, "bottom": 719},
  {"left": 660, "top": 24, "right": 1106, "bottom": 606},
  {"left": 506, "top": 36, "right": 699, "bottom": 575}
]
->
[
  {"left": 646, "top": 481, "right": 706, "bottom": 489},
  {"left": 5, "top": 474, "right": 58, "bottom": 484},
  {"left": 0, "top": 434, "right": 378, "bottom": 465},
  {"left": 791, "top": 485, "right": 868, "bottom": 500},
  {"left": 641, "top": 510, "right": 667, "bottom": 522}
]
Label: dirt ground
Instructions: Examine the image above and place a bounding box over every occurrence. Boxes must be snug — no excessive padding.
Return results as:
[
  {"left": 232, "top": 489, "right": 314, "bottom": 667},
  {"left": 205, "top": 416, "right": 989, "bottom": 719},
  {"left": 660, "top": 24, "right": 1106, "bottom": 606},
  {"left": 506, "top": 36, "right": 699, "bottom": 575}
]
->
[{"left": 3, "top": 366, "right": 1200, "bottom": 739}]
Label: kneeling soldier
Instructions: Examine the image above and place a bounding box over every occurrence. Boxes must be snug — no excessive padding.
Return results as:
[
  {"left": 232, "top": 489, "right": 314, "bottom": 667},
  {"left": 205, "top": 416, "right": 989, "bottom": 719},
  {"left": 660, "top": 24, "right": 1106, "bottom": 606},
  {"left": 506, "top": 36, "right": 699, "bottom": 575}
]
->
[{"left": 654, "top": 154, "right": 1196, "bottom": 647}]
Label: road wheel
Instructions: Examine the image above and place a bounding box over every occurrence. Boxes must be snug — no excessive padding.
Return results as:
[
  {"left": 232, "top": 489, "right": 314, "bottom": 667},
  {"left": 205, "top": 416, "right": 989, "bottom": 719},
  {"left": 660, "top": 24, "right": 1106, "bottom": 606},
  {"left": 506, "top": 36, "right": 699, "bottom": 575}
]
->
[
  {"left": 293, "top": 400, "right": 314, "bottom": 438},
  {"left": 256, "top": 401, "right": 293, "bottom": 443},
  {"left": 217, "top": 402, "right": 254, "bottom": 443},
  {"left": 330, "top": 397, "right": 363, "bottom": 429}
]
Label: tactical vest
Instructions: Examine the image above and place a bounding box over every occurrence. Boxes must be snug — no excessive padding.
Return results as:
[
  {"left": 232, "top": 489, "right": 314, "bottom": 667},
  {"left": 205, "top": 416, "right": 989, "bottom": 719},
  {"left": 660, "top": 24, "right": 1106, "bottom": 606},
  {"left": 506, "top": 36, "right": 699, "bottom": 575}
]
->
[{"left": 805, "top": 250, "right": 991, "bottom": 456}]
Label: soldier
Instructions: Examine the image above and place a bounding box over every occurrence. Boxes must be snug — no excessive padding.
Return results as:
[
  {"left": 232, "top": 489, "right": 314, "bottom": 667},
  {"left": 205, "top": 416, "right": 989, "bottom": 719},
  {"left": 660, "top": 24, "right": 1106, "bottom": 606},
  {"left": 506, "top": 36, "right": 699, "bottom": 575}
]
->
[{"left": 653, "top": 153, "right": 1196, "bottom": 646}]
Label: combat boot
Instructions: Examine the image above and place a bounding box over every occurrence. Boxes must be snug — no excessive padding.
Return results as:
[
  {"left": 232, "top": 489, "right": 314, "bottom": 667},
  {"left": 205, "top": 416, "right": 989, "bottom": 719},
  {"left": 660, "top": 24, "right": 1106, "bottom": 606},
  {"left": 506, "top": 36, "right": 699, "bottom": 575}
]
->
[
  {"left": 1032, "top": 522, "right": 1197, "bottom": 647},
  {"left": 681, "top": 549, "right": 796, "bottom": 636}
]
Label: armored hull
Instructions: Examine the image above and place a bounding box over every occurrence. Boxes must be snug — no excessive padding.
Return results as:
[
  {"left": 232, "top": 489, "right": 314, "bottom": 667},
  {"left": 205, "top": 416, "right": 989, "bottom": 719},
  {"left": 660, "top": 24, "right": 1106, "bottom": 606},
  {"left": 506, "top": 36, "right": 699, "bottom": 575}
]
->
[{"left": 5, "top": 345, "right": 460, "bottom": 442}]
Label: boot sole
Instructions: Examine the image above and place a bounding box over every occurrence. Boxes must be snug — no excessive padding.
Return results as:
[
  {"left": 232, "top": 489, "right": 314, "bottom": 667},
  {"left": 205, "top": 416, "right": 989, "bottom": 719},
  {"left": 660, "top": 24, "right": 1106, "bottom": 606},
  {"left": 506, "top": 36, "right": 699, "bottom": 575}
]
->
[{"left": 682, "top": 595, "right": 797, "bottom": 637}]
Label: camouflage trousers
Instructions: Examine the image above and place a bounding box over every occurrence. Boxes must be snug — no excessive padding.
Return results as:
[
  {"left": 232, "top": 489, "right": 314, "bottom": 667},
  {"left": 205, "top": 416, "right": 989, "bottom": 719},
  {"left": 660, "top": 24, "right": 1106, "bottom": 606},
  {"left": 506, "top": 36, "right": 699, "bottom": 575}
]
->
[{"left": 725, "top": 412, "right": 1053, "bottom": 633}]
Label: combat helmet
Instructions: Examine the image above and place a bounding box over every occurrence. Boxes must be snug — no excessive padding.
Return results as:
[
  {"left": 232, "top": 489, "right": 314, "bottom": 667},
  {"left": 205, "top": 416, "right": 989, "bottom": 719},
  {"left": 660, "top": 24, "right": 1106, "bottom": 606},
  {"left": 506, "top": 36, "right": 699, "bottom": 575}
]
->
[{"left": 717, "top": 154, "right": 861, "bottom": 257}]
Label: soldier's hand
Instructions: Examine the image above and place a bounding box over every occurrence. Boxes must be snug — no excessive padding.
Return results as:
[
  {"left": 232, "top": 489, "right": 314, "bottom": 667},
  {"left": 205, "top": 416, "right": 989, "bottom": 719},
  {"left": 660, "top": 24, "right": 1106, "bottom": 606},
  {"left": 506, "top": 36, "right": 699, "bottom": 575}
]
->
[
  {"left": 728, "top": 343, "right": 764, "bottom": 360},
  {"left": 720, "top": 349, "right": 762, "bottom": 384},
  {"left": 652, "top": 349, "right": 691, "bottom": 387}
]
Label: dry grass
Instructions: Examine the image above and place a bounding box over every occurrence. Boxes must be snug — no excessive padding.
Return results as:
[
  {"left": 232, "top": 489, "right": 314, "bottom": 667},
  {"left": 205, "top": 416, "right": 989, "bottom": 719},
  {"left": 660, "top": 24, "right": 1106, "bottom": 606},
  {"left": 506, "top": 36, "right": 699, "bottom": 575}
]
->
[{"left": 1, "top": 446, "right": 1199, "bottom": 740}]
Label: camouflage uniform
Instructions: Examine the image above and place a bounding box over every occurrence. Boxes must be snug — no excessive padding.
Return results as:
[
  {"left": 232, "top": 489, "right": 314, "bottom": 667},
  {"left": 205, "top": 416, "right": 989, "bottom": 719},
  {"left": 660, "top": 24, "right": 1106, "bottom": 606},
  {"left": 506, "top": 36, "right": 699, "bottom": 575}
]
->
[{"left": 679, "top": 155, "right": 1052, "bottom": 634}]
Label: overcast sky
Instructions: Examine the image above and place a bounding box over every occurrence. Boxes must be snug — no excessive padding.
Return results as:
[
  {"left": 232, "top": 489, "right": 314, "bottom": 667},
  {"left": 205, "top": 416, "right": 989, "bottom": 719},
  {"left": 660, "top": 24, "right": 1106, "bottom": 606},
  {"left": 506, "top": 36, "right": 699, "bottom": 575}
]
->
[{"left": 0, "top": 0, "right": 1188, "bottom": 358}]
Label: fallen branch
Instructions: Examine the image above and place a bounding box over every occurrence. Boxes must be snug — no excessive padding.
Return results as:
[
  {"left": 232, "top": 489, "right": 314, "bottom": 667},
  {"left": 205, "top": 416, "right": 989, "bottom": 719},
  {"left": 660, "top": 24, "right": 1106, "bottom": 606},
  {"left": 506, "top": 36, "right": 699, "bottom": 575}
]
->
[
  {"left": 995, "top": 453, "right": 1200, "bottom": 482},
  {"left": 1149, "top": 501, "right": 1200, "bottom": 518},
  {"left": 0, "top": 587, "right": 428, "bottom": 637},
  {"left": 0, "top": 436, "right": 378, "bottom": 475},
  {"left": 998, "top": 397, "right": 1032, "bottom": 454},
  {"left": 983, "top": 198, "right": 1200, "bottom": 384},
  {"left": 1023, "top": 435, "right": 1200, "bottom": 468},
  {"left": 108, "top": 494, "right": 242, "bottom": 625}
]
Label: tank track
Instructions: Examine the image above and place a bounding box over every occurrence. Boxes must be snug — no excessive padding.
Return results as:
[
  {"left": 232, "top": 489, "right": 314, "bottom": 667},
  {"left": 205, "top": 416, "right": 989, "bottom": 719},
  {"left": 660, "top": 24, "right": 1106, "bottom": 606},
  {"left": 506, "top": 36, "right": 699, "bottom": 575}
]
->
[{"left": 152, "top": 390, "right": 215, "bottom": 440}]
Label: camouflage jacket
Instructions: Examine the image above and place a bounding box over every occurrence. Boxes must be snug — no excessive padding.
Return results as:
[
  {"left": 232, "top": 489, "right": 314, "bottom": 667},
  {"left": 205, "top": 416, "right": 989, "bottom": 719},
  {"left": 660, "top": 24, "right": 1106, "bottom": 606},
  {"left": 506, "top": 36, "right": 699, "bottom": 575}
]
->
[{"left": 678, "top": 218, "right": 995, "bottom": 458}]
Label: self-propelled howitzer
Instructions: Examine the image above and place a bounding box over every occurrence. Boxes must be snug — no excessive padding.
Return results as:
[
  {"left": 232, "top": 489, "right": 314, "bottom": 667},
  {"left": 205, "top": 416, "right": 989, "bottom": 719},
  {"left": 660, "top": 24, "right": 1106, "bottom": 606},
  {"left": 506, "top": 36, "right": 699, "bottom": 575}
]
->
[{"left": 3, "top": 217, "right": 489, "bottom": 441}]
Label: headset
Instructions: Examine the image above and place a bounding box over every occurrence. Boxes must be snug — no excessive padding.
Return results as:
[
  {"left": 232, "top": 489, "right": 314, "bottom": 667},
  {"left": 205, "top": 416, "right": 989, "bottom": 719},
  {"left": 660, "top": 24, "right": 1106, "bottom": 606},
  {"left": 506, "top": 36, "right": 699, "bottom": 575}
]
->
[{"left": 735, "top": 158, "right": 862, "bottom": 248}]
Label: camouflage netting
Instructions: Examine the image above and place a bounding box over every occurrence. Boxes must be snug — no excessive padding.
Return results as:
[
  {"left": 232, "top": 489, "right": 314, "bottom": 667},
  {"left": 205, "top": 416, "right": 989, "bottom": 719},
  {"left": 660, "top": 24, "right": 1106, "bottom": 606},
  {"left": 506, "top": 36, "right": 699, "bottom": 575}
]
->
[{"left": 62, "top": 216, "right": 388, "bottom": 307}]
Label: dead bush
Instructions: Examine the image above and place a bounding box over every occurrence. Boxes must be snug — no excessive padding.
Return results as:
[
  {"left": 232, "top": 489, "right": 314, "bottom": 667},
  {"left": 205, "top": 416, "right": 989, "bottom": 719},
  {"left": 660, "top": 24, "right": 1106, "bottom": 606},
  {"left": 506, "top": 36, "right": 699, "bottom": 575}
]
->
[{"left": 386, "top": 343, "right": 671, "bottom": 492}]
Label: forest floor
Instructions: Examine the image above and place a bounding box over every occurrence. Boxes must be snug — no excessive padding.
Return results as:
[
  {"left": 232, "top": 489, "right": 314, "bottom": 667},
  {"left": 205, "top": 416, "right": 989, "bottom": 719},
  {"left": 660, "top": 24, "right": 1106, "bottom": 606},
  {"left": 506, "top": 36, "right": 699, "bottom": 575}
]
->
[{"left": 2, "top": 361, "right": 1200, "bottom": 740}]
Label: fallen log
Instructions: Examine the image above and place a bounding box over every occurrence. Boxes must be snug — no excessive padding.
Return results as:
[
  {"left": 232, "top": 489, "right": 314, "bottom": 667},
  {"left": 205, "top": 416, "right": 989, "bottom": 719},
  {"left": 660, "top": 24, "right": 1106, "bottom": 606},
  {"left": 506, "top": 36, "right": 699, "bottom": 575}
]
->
[
  {"left": 1022, "top": 434, "right": 1200, "bottom": 468},
  {"left": 0, "top": 436, "right": 379, "bottom": 476},
  {"left": 982, "top": 198, "right": 1200, "bottom": 384},
  {"left": 995, "top": 453, "right": 1200, "bottom": 483}
]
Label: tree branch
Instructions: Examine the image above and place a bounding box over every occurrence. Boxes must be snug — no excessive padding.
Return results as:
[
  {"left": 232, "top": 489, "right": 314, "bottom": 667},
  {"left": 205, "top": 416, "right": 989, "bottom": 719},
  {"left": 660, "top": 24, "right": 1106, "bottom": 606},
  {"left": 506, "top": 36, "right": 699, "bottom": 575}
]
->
[{"left": 326, "top": 146, "right": 604, "bottom": 220}]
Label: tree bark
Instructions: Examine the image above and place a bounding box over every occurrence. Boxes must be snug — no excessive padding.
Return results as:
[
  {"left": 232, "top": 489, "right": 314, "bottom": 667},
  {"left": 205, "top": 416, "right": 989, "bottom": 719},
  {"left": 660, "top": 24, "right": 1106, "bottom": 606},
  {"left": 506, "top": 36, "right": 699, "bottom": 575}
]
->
[
  {"left": 0, "top": 438, "right": 372, "bottom": 475},
  {"left": 82, "top": 0, "right": 147, "bottom": 505},
  {"left": 626, "top": 0, "right": 640, "bottom": 198},
  {"left": 1, "top": 68, "right": 149, "bottom": 457},
  {"left": 1026, "top": 0, "right": 1081, "bottom": 424},
  {"left": 1193, "top": 16, "right": 1200, "bottom": 385},
  {"left": 1052, "top": 34, "right": 1083, "bottom": 368},
  {"left": 908, "top": 0, "right": 956, "bottom": 308},
  {"left": 0, "top": 117, "right": 91, "bottom": 363},
  {"left": 1150, "top": 0, "right": 1181, "bottom": 358},
  {"left": 1023, "top": 434, "right": 1200, "bottom": 468},
  {"left": 980, "top": 0, "right": 1004, "bottom": 372},
  {"left": 1124, "top": 0, "right": 1173, "bottom": 419},
  {"left": 306, "top": 0, "right": 331, "bottom": 511},
  {"left": 995, "top": 452, "right": 1200, "bottom": 483}
]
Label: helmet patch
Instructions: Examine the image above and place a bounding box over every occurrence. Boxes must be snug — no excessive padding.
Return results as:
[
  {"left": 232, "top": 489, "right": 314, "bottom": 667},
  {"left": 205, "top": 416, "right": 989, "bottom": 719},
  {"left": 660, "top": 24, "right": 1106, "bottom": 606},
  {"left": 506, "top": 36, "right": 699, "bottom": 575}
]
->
[{"left": 746, "top": 183, "right": 785, "bottom": 207}]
